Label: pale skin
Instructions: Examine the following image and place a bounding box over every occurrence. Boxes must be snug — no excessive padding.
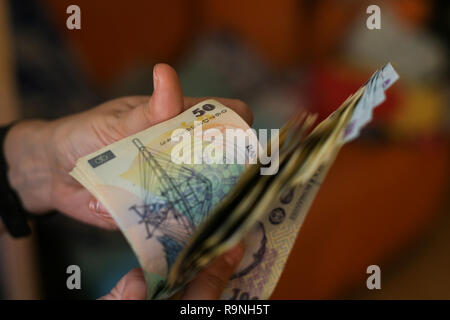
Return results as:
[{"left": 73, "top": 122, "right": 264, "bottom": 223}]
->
[{"left": 2, "top": 63, "right": 252, "bottom": 300}]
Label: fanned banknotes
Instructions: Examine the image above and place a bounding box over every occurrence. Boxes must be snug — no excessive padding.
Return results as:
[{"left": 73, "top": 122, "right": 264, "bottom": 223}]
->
[{"left": 70, "top": 63, "right": 399, "bottom": 300}]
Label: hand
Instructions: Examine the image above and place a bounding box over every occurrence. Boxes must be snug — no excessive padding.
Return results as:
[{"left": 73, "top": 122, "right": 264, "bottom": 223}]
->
[
  {"left": 4, "top": 64, "right": 253, "bottom": 229},
  {"left": 100, "top": 243, "right": 244, "bottom": 300}
]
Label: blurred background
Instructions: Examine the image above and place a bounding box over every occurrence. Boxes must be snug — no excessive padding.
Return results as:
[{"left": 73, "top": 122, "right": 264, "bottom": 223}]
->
[{"left": 0, "top": 0, "right": 449, "bottom": 299}]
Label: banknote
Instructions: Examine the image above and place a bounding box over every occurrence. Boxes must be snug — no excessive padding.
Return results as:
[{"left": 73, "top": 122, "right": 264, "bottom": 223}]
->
[
  {"left": 344, "top": 62, "right": 399, "bottom": 142},
  {"left": 218, "top": 63, "right": 399, "bottom": 300},
  {"left": 71, "top": 100, "right": 255, "bottom": 298},
  {"left": 71, "top": 63, "right": 399, "bottom": 300},
  {"left": 162, "top": 87, "right": 360, "bottom": 299},
  {"left": 165, "top": 64, "right": 397, "bottom": 299}
]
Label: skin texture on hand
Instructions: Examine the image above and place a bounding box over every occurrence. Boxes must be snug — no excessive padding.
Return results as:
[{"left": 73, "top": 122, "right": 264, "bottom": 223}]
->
[
  {"left": 4, "top": 64, "right": 253, "bottom": 229},
  {"left": 100, "top": 243, "right": 245, "bottom": 300}
]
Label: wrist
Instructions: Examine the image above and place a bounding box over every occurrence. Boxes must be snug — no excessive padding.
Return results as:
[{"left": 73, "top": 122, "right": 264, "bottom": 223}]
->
[{"left": 4, "top": 120, "right": 55, "bottom": 214}]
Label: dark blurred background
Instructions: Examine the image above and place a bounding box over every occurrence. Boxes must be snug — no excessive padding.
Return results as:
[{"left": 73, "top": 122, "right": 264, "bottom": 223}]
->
[{"left": 0, "top": 0, "right": 449, "bottom": 299}]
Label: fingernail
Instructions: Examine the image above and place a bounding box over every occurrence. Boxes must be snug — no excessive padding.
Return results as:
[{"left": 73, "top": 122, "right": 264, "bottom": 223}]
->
[
  {"left": 223, "top": 243, "right": 245, "bottom": 267},
  {"left": 88, "top": 199, "right": 96, "bottom": 212},
  {"left": 153, "top": 64, "right": 159, "bottom": 91},
  {"left": 88, "top": 199, "right": 108, "bottom": 215}
]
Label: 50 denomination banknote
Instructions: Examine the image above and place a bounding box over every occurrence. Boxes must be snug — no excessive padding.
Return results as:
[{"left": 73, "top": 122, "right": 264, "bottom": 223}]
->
[
  {"left": 71, "top": 63, "right": 399, "bottom": 300},
  {"left": 71, "top": 100, "right": 255, "bottom": 298}
]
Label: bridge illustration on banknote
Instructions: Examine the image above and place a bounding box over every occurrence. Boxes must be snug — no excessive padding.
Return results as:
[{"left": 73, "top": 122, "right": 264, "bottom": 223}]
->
[{"left": 128, "top": 138, "right": 213, "bottom": 247}]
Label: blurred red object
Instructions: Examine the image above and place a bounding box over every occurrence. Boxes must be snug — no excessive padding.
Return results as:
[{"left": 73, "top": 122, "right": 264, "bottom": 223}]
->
[
  {"left": 391, "top": 0, "right": 431, "bottom": 29},
  {"left": 304, "top": 64, "right": 402, "bottom": 124}
]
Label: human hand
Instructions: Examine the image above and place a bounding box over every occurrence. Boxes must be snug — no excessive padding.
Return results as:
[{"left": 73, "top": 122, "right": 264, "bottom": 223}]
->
[
  {"left": 100, "top": 243, "right": 244, "bottom": 300},
  {"left": 4, "top": 64, "right": 253, "bottom": 229}
]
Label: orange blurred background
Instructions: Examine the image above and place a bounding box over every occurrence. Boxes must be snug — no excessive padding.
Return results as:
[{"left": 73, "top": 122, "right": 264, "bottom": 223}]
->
[{"left": 0, "top": 0, "right": 449, "bottom": 299}]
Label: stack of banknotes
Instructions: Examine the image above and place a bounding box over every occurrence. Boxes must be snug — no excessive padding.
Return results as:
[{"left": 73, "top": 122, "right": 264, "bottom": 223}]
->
[{"left": 70, "top": 63, "right": 399, "bottom": 300}]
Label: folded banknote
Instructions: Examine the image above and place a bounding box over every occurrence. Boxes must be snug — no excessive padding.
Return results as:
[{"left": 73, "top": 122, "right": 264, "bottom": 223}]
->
[{"left": 70, "top": 63, "right": 399, "bottom": 299}]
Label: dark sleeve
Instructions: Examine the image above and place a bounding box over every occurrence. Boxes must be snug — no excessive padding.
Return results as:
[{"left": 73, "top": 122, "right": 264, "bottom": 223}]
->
[{"left": 0, "top": 124, "right": 31, "bottom": 237}]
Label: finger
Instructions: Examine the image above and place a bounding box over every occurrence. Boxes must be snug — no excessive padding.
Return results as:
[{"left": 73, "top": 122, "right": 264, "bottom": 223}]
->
[
  {"left": 123, "top": 64, "right": 184, "bottom": 134},
  {"left": 183, "top": 97, "right": 253, "bottom": 126},
  {"left": 68, "top": 206, "right": 118, "bottom": 231},
  {"left": 148, "top": 64, "right": 184, "bottom": 122},
  {"left": 99, "top": 268, "right": 147, "bottom": 300},
  {"left": 88, "top": 198, "right": 118, "bottom": 228},
  {"left": 181, "top": 243, "right": 245, "bottom": 300},
  {"left": 57, "top": 189, "right": 118, "bottom": 230}
]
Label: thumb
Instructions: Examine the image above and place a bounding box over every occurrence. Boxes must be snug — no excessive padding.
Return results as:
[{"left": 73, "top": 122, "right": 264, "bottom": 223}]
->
[
  {"left": 147, "top": 63, "right": 184, "bottom": 123},
  {"left": 123, "top": 63, "right": 184, "bottom": 134}
]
